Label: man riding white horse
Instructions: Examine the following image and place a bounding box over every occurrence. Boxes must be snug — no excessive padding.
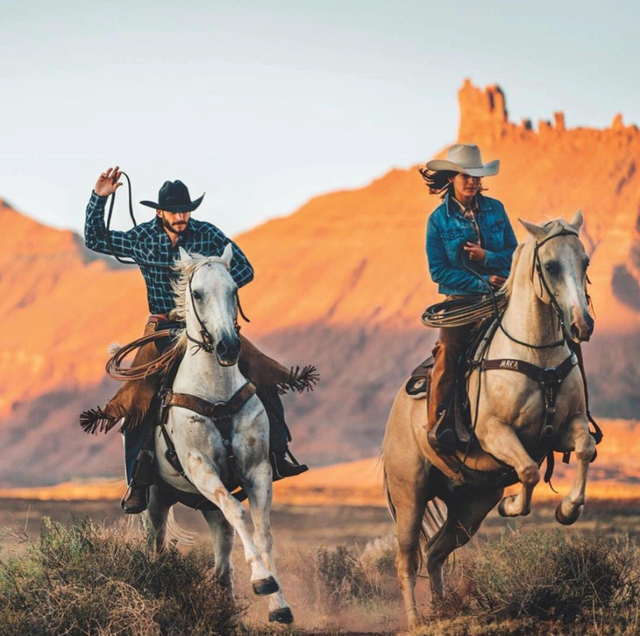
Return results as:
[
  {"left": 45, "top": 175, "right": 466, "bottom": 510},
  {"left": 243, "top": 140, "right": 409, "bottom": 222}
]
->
[{"left": 82, "top": 166, "right": 309, "bottom": 513}]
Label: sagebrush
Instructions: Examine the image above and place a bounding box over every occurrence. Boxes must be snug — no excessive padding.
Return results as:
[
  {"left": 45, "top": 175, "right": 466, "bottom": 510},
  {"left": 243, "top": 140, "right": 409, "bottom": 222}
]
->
[{"left": 0, "top": 516, "right": 242, "bottom": 636}]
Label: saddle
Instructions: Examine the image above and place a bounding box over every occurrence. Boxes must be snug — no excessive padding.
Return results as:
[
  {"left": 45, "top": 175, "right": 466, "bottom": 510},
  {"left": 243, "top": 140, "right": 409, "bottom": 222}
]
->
[{"left": 405, "top": 320, "right": 495, "bottom": 445}]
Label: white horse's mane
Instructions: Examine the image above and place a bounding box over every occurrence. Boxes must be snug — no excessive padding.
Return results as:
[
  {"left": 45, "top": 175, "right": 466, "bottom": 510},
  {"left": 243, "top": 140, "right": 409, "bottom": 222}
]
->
[{"left": 170, "top": 252, "right": 231, "bottom": 352}]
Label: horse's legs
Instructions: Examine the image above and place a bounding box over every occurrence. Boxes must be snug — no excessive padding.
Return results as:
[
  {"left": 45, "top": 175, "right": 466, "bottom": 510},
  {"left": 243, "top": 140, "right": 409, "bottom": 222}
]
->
[
  {"left": 386, "top": 465, "right": 429, "bottom": 629},
  {"left": 243, "top": 461, "right": 292, "bottom": 623},
  {"left": 477, "top": 418, "right": 540, "bottom": 516},
  {"left": 142, "top": 485, "right": 171, "bottom": 552},
  {"left": 426, "top": 487, "right": 503, "bottom": 602},
  {"left": 202, "top": 508, "right": 236, "bottom": 593},
  {"left": 185, "top": 452, "right": 276, "bottom": 591},
  {"left": 553, "top": 415, "right": 596, "bottom": 525}
]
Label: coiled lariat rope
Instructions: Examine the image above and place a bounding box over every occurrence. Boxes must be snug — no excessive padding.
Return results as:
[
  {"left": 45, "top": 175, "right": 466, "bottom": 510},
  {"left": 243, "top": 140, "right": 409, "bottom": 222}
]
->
[
  {"left": 106, "top": 329, "right": 183, "bottom": 381},
  {"left": 421, "top": 291, "right": 508, "bottom": 328}
]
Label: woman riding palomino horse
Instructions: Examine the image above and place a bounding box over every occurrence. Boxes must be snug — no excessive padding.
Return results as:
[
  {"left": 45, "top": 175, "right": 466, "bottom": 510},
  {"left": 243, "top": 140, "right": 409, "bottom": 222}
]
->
[
  {"left": 421, "top": 144, "right": 517, "bottom": 453},
  {"left": 381, "top": 144, "right": 599, "bottom": 628}
]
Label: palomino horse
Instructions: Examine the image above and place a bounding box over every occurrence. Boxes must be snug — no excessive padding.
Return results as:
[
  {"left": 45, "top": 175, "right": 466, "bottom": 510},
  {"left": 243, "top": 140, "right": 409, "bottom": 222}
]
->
[
  {"left": 382, "top": 212, "right": 596, "bottom": 627},
  {"left": 144, "top": 245, "right": 293, "bottom": 624}
]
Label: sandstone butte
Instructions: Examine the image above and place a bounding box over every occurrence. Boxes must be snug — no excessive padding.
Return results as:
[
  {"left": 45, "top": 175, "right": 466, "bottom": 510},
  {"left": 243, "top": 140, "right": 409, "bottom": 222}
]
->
[{"left": 0, "top": 79, "right": 639, "bottom": 486}]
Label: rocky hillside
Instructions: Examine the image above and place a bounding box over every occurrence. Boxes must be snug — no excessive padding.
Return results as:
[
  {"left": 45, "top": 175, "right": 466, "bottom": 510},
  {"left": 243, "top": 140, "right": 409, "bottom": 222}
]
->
[{"left": 1, "top": 80, "right": 639, "bottom": 485}]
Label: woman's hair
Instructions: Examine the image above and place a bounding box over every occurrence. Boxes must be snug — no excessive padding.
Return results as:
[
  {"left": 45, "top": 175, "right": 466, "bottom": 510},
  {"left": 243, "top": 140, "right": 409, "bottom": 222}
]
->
[{"left": 418, "top": 167, "right": 487, "bottom": 199}]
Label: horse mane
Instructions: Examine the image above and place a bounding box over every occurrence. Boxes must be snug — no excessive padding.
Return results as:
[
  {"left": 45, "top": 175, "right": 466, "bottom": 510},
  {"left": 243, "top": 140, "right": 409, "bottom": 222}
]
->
[
  {"left": 503, "top": 243, "right": 524, "bottom": 299},
  {"left": 503, "top": 218, "right": 578, "bottom": 300},
  {"left": 170, "top": 252, "right": 231, "bottom": 353}
]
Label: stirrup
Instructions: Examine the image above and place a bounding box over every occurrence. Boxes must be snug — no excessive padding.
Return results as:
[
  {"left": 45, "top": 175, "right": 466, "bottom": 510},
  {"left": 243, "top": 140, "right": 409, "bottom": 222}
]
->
[{"left": 427, "top": 410, "right": 458, "bottom": 455}]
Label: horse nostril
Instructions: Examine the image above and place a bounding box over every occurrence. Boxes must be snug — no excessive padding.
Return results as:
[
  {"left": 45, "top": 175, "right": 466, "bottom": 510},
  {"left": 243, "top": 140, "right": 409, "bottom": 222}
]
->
[
  {"left": 586, "top": 315, "right": 595, "bottom": 336},
  {"left": 570, "top": 324, "right": 580, "bottom": 339},
  {"left": 216, "top": 340, "right": 229, "bottom": 358},
  {"left": 216, "top": 336, "right": 240, "bottom": 362}
]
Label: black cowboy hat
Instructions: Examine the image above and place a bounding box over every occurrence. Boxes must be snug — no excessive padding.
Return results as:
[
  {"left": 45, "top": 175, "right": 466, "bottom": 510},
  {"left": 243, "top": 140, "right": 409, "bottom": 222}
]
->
[{"left": 140, "top": 180, "right": 204, "bottom": 213}]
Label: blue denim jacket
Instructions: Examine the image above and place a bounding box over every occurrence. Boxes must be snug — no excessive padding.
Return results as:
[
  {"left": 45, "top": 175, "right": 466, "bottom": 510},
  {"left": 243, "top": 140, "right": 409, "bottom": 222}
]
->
[{"left": 426, "top": 193, "right": 518, "bottom": 296}]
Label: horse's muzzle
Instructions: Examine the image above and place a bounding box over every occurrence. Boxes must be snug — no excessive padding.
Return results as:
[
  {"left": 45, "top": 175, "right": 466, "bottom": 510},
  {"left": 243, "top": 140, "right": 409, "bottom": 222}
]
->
[
  {"left": 216, "top": 335, "right": 241, "bottom": 366},
  {"left": 570, "top": 312, "right": 594, "bottom": 342}
]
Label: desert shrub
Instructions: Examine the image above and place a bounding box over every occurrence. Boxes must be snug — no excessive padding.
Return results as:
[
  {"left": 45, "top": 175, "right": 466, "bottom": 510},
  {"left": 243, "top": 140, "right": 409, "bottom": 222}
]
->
[
  {"left": 361, "top": 534, "right": 397, "bottom": 577},
  {"left": 314, "top": 543, "right": 391, "bottom": 606},
  {"left": 0, "top": 516, "right": 242, "bottom": 636},
  {"left": 469, "top": 527, "right": 639, "bottom": 623}
]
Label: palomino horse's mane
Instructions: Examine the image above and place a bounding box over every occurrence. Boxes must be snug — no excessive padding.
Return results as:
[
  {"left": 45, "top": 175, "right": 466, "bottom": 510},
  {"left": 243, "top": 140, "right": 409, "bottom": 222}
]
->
[
  {"left": 502, "top": 218, "right": 579, "bottom": 301},
  {"left": 170, "top": 252, "right": 232, "bottom": 353}
]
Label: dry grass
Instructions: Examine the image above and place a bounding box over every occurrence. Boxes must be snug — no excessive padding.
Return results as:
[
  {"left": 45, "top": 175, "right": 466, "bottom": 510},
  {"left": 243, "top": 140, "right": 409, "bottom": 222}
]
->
[
  {"left": 1, "top": 513, "right": 638, "bottom": 636},
  {"left": 412, "top": 527, "right": 640, "bottom": 636},
  {"left": 0, "top": 516, "right": 241, "bottom": 636}
]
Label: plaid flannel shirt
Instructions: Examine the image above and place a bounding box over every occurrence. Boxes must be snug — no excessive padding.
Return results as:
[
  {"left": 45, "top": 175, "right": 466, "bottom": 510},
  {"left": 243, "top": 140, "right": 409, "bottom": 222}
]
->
[{"left": 84, "top": 191, "right": 254, "bottom": 314}]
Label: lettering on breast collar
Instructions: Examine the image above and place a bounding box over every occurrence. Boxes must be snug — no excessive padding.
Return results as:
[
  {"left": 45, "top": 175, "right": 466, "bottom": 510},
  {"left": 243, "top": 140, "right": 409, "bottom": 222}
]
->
[{"left": 500, "top": 359, "right": 519, "bottom": 370}]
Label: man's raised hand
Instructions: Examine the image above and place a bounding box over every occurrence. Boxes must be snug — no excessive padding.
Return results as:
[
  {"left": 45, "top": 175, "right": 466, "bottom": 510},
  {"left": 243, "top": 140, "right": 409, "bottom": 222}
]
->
[{"left": 94, "top": 166, "right": 123, "bottom": 197}]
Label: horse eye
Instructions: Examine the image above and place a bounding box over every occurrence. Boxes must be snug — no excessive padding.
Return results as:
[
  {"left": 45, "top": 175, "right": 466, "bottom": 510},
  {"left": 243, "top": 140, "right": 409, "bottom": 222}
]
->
[
  {"left": 192, "top": 290, "right": 202, "bottom": 301},
  {"left": 544, "top": 261, "right": 559, "bottom": 276}
]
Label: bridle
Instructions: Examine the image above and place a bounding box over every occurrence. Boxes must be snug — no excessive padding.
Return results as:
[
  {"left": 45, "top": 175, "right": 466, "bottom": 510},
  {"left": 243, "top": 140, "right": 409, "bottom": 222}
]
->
[
  {"left": 185, "top": 269, "right": 249, "bottom": 357},
  {"left": 530, "top": 228, "right": 583, "bottom": 346},
  {"left": 463, "top": 226, "right": 586, "bottom": 351}
]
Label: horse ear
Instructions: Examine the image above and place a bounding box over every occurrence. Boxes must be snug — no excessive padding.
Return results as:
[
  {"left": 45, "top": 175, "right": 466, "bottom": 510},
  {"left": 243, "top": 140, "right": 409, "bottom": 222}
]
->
[
  {"left": 518, "top": 218, "right": 547, "bottom": 240},
  {"left": 178, "top": 247, "right": 192, "bottom": 262},
  {"left": 221, "top": 243, "right": 234, "bottom": 266},
  {"left": 570, "top": 209, "right": 584, "bottom": 232}
]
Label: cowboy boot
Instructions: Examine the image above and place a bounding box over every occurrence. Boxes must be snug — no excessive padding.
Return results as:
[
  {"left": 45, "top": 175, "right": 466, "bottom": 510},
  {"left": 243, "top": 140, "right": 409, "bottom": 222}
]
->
[
  {"left": 427, "top": 399, "right": 457, "bottom": 455},
  {"left": 257, "top": 385, "right": 309, "bottom": 480},
  {"left": 425, "top": 338, "right": 459, "bottom": 455},
  {"left": 122, "top": 485, "right": 149, "bottom": 514},
  {"left": 271, "top": 450, "right": 309, "bottom": 480},
  {"left": 121, "top": 443, "right": 156, "bottom": 514}
]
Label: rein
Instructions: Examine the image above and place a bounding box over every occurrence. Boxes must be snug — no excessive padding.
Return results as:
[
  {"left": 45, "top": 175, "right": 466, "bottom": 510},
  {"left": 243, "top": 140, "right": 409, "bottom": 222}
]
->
[
  {"left": 461, "top": 228, "right": 583, "bottom": 351},
  {"left": 106, "top": 171, "right": 173, "bottom": 269},
  {"left": 186, "top": 273, "right": 216, "bottom": 354}
]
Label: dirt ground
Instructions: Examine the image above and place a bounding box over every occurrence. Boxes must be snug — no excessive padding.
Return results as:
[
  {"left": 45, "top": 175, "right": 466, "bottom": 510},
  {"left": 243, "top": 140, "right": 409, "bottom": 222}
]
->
[{"left": 1, "top": 498, "right": 639, "bottom": 634}]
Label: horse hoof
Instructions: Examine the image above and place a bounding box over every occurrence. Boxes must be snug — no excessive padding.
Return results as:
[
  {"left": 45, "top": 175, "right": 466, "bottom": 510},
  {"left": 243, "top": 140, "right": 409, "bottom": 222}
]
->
[
  {"left": 269, "top": 607, "right": 294, "bottom": 624},
  {"left": 252, "top": 576, "right": 279, "bottom": 596},
  {"left": 555, "top": 503, "right": 580, "bottom": 526}
]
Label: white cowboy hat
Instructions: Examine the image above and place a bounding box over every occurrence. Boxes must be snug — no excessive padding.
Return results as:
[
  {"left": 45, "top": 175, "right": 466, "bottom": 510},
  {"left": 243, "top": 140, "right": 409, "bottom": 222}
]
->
[{"left": 426, "top": 144, "right": 500, "bottom": 177}]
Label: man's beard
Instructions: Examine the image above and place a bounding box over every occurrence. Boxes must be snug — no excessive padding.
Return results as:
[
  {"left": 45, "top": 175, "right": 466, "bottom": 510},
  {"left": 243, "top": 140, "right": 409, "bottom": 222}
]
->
[{"left": 162, "top": 218, "right": 189, "bottom": 234}]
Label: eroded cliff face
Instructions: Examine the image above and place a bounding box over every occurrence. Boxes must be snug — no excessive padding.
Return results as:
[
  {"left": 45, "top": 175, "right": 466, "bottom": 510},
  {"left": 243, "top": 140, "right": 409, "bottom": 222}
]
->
[
  {"left": 1, "top": 80, "right": 639, "bottom": 485},
  {"left": 0, "top": 199, "right": 145, "bottom": 415}
]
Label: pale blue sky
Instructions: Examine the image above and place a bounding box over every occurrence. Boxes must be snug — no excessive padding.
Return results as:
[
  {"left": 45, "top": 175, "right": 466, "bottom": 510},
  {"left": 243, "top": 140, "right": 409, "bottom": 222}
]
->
[{"left": 2, "top": 0, "right": 639, "bottom": 236}]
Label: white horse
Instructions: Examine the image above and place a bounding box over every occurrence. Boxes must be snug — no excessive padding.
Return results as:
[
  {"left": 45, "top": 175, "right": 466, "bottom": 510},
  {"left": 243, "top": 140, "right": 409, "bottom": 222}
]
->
[
  {"left": 144, "top": 245, "right": 293, "bottom": 624},
  {"left": 382, "top": 211, "right": 597, "bottom": 627}
]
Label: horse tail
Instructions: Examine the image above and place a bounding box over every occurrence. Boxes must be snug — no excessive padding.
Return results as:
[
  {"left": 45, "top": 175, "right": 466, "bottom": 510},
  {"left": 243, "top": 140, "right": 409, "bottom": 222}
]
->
[
  {"left": 382, "top": 463, "right": 397, "bottom": 525},
  {"left": 422, "top": 498, "right": 447, "bottom": 548},
  {"left": 165, "top": 507, "right": 194, "bottom": 546}
]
